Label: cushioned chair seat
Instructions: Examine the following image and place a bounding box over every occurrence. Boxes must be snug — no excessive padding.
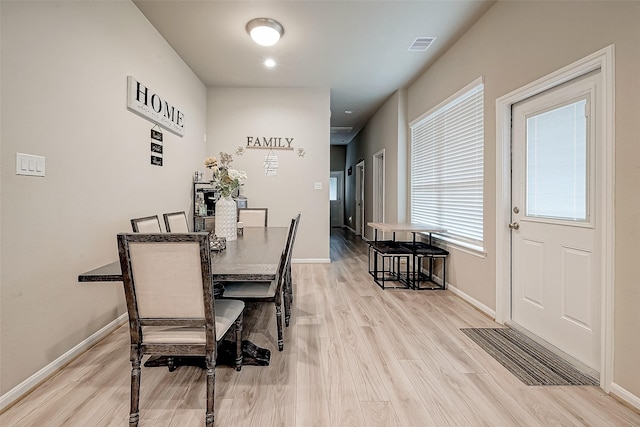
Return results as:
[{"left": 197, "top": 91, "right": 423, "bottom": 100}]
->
[
  {"left": 142, "top": 326, "right": 208, "bottom": 344},
  {"left": 142, "top": 300, "right": 245, "bottom": 344}
]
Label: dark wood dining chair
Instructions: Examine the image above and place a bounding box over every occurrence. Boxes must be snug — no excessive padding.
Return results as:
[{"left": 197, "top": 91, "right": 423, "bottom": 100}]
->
[
  {"left": 163, "top": 211, "right": 189, "bottom": 232},
  {"left": 283, "top": 212, "right": 301, "bottom": 327},
  {"left": 218, "top": 217, "right": 294, "bottom": 351},
  {"left": 238, "top": 207, "right": 268, "bottom": 227},
  {"left": 117, "top": 232, "right": 244, "bottom": 427},
  {"left": 130, "top": 215, "right": 162, "bottom": 233}
]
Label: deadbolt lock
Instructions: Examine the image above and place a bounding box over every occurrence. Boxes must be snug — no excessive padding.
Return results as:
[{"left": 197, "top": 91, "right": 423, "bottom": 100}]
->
[{"left": 513, "top": 206, "right": 520, "bottom": 214}]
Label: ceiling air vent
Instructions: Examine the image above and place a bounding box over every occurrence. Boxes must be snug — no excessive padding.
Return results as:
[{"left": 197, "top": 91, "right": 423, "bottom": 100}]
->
[{"left": 408, "top": 37, "right": 436, "bottom": 52}]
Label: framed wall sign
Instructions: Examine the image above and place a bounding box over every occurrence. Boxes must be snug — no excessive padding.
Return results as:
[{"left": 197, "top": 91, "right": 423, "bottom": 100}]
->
[{"left": 127, "top": 76, "right": 185, "bottom": 137}]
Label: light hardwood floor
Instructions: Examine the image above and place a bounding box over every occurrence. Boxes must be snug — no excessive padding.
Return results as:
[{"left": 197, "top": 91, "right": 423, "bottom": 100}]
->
[{"left": 2, "top": 228, "right": 639, "bottom": 426}]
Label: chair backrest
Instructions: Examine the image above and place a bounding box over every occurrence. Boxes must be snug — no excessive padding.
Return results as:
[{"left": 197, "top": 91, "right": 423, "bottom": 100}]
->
[
  {"left": 286, "top": 212, "right": 301, "bottom": 265},
  {"left": 163, "top": 211, "right": 189, "bottom": 233},
  {"left": 238, "top": 208, "right": 268, "bottom": 227},
  {"left": 131, "top": 215, "right": 162, "bottom": 233},
  {"left": 273, "top": 220, "right": 295, "bottom": 292},
  {"left": 117, "top": 233, "right": 215, "bottom": 346}
]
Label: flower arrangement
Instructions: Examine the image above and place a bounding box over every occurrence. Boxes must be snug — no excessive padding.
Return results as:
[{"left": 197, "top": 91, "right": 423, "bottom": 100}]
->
[{"left": 204, "top": 152, "right": 247, "bottom": 198}]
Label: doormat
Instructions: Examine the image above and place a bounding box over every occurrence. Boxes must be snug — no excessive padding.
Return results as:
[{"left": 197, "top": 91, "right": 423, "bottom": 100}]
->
[{"left": 460, "top": 328, "right": 599, "bottom": 386}]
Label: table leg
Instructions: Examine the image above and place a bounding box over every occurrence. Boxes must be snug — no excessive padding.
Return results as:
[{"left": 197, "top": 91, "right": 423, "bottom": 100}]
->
[{"left": 144, "top": 340, "right": 271, "bottom": 369}]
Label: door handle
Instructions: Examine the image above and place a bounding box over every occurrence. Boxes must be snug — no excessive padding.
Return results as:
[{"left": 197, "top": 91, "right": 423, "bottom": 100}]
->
[{"left": 508, "top": 222, "right": 520, "bottom": 230}]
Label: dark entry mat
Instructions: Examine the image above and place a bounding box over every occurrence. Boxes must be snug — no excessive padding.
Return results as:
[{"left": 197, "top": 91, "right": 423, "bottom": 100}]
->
[{"left": 461, "top": 328, "right": 598, "bottom": 386}]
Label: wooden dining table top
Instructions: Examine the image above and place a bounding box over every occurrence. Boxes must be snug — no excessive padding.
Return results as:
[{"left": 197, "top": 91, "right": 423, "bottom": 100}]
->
[{"left": 77, "top": 226, "right": 289, "bottom": 283}]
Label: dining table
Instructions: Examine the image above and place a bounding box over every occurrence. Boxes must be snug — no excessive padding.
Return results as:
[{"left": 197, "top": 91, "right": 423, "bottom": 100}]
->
[{"left": 78, "top": 226, "right": 289, "bottom": 367}]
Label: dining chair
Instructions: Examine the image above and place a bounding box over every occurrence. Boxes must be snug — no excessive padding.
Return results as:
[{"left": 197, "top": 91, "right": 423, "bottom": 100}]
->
[
  {"left": 117, "top": 232, "right": 244, "bottom": 427},
  {"left": 283, "top": 212, "right": 301, "bottom": 327},
  {"left": 238, "top": 207, "right": 268, "bottom": 227},
  {"left": 130, "top": 215, "right": 162, "bottom": 233},
  {"left": 163, "top": 211, "right": 189, "bottom": 232},
  {"left": 218, "top": 217, "right": 294, "bottom": 351}
]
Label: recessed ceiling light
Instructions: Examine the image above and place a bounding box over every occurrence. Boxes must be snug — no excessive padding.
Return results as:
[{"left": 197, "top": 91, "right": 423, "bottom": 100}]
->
[
  {"left": 264, "top": 58, "right": 276, "bottom": 68},
  {"left": 246, "top": 18, "right": 284, "bottom": 47},
  {"left": 344, "top": 110, "right": 353, "bottom": 114}
]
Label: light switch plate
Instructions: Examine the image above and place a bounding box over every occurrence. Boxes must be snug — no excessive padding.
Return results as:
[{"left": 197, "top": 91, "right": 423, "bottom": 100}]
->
[
  {"left": 314, "top": 181, "right": 322, "bottom": 190},
  {"left": 16, "top": 153, "right": 45, "bottom": 177}
]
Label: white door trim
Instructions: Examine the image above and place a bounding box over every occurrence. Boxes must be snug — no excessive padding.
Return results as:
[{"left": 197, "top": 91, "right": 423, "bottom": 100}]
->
[
  {"left": 495, "top": 45, "right": 615, "bottom": 390},
  {"left": 373, "top": 149, "right": 385, "bottom": 224},
  {"left": 355, "top": 161, "right": 365, "bottom": 236}
]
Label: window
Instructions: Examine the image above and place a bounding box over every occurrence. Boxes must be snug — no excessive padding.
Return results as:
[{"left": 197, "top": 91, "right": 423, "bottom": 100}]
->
[
  {"left": 329, "top": 176, "right": 338, "bottom": 201},
  {"left": 526, "top": 99, "right": 588, "bottom": 221},
  {"left": 410, "top": 78, "right": 484, "bottom": 250}
]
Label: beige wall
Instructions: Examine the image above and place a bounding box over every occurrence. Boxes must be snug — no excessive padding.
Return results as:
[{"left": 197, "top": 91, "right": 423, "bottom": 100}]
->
[
  {"left": 206, "top": 87, "right": 330, "bottom": 262},
  {"left": 0, "top": 1, "right": 207, "bottom": 395},
  {"left": 345, "top": 90, "right": 408, "bottom": 238},
  {"left": 330, "top": 145, "right": 346, "bottom": 171},
  {"left": 405, "top": 1, "right": 640, "bottom": 398}
]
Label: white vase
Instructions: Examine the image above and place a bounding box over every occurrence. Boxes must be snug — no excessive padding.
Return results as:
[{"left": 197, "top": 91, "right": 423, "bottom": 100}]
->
[{"left": 215, "top": 195, "right": 237, "bottom": 241}]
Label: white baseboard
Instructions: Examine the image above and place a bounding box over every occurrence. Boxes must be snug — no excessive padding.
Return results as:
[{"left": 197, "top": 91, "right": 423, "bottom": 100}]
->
[
  {"left": 343, "top": 225, "right": 356, "bottom": 234},
  {"left": 610, "top": 382, "right": 640, "bottom": 412},
  {"left": 0, "top": 313, "right": 128, "bottom": 412},
  {"left": 447, "top": 283, "right": 496, "bottom": 319}
]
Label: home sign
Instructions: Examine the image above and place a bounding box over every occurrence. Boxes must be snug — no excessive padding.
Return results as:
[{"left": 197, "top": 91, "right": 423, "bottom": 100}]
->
[{"left": 127, "top": 76, "right": 185, "bottom": 136}]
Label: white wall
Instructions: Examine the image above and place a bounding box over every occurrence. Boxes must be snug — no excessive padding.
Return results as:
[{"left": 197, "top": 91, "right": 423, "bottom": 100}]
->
[
  {"left": 0, "top": 0, "right": 207, "bottom": 395},
  {"left": 206, "top": 87, "right": 330, "bottom": 262}
]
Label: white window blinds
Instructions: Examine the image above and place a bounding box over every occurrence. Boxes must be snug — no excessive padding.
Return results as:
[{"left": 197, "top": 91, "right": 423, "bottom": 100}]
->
[{"left": 410, "top": 79, "right": 484, "bottom": 249}]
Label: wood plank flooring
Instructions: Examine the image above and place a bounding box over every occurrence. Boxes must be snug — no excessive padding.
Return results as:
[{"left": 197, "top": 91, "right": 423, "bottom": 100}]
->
[{"left": 2, "top": 228, "right": 639, "bottom": 426}]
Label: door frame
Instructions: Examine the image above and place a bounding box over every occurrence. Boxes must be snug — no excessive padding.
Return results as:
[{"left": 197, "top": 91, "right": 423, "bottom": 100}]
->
[
  {"left": 373, "top": 149, "right": 385, "bottom": 224},
  {"left": 355, "top": 161, "right": 365, "bottom": 236},
  {"left": 495, "top": 46, "right": 615, "bottom": 389}
]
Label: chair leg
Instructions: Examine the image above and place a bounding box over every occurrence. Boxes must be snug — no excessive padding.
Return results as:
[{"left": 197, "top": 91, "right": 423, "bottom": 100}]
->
[
  {"left": 234, "top": 313, "right": 243, "bottom": 371},
  {"left": 275, "top": 295, "right": 284, "bottom": 351},
  {"left": 129, "top": 346, "right": 142, "bottom": 427},
  {"left": 205, "top": 356, "right": 215, "bottom": 427}
]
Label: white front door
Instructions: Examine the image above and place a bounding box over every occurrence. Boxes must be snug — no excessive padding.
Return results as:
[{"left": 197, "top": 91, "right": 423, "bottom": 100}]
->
[
  {"left": 511, "top": 72, "right": 601, "bottom": 370},
  {"left": 330, "top": 171, "right": 344, "bottom": 227}
]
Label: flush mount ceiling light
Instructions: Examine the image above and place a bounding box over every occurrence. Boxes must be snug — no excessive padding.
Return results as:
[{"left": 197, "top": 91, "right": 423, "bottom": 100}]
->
[{"left": 246, "top": 18, "right": 284, "bottom": 46}]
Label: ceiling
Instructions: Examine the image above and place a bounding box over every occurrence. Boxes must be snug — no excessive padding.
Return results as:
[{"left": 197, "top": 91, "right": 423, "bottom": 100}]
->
[{"left": 133, "top": 0, "right": 495, "bottom": 145}]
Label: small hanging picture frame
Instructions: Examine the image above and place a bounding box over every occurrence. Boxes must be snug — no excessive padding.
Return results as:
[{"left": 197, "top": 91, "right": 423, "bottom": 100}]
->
[
  {"left": 150, "top": 125, "right": 163, "bottom": 166},
  {"left": 263, "top": 149, "right": 279, "bottom": 176}
]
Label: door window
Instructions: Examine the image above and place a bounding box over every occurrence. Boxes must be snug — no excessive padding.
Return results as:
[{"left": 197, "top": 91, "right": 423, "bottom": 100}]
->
[{"left": 526, "top": 99, "right": 588, "bottom": 221}]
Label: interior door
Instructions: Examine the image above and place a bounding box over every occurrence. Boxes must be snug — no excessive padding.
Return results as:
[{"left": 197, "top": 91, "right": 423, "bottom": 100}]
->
[
  {"left": 511, "top": 72, "right": 600, "bottom": 370},
  {"left": 330, "top": 171, "right": 344, "bottom": 227}
]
